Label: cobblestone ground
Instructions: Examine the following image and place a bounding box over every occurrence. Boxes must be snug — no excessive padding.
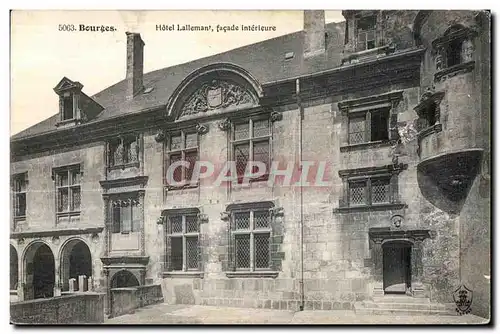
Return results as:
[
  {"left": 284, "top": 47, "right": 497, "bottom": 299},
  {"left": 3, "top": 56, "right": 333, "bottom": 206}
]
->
[{"left": 105, "top": 303, "right": 489, "bottom": 325}]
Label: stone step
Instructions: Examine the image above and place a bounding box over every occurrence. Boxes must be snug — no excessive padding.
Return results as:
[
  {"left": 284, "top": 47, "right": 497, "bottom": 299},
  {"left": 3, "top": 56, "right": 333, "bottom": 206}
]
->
[
  {"left": 361, "top": 301, "right": 450, "bottom": 311},
  {"left": 354, "top": 305, "right": 457, "bottom": 316},
  {"left": 373, "top": 296, "right": 431, "bottom": 304}
]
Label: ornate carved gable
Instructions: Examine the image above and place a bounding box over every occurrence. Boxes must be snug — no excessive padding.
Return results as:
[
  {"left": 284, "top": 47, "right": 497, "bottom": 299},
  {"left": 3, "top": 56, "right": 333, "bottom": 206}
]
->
[
  {"left": 180, "top": 79, "right": 257, "bottom": 118},
  {"left": 53, "top": 77, "right": 83, "bottom": 94}
]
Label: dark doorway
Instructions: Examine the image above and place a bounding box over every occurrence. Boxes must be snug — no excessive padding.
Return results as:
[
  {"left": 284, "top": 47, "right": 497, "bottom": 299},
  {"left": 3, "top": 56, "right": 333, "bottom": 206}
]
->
[
  {"left": 61, "top": 240, "right": 92, "bottom": 291},
  {"left": 10, "top": 245, "right": 18, "bottom": 291},
  {"left": 383, "top": 241, "right": 412, "bottom": 294},
  {"left": 32, "top": 244, "right": 55, "bottom": 299}
]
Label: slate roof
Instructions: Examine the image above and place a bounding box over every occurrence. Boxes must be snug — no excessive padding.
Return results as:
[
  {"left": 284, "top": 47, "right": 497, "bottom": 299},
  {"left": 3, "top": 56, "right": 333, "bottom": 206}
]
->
[{"left": 12, "top": 21, "right": 346, "bottom": 140}]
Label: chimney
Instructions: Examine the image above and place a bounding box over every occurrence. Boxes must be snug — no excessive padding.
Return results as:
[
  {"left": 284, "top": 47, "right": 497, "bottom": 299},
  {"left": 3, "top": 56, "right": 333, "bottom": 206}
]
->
[
  {"left": 303, "top": 10, "right": 326, "bottom": 58},
  {"left": 126, "top": 32, "right": 145, "bottom": 99}
]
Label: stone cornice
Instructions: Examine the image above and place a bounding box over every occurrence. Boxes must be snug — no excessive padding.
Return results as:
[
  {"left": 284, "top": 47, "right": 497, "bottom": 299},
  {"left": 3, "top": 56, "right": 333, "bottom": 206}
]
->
[
  {"left": 368, "top": 228, "right": 433, "bottom": 243},
  {"left": 100, "top": 256, "right": 150, "bottom": 266},
  {"left": 338, "top": 90, "right": 404, "bottom": 114},
  {"left": 99, "top": 175, "right": 149, "bottom": 190},
  {"left": 10, "top": 226, "right": 104, "bottom": 239},
  {"left": 338, "top": 163, "right": 408, "bottom": 178}
]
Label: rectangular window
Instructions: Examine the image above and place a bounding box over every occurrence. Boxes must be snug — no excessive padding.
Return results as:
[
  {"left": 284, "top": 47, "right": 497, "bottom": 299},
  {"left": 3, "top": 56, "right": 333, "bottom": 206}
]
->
[
  {"left": 63, "top": 95, "right": 73, "bottom": 120},
  {"left": 166, "top": 214, "right": 200, "bottom": 271},
  {"left": 231, "top": 209, "right": 271, "bottom": 270},
  {"left": 231, "top": 118, "right": 270, "bottom": 183},
  {"left": 56, "top": 166, "right": 81, "bottom": 213},
  {"left": 165, "top": 130, "right": 198, "bottom": 187},
  {"left": 348, "top": 176, "right": 391, "bottom": 206},
  {"left": 108, "top": 135, "right": 139, "bottom": 168},
  {"left": 13, "top": 173, "right": 27, "bottom": 217},
  {"left": 348, "top": 108, "right": 389, "bottom": 144},
  {"left": 111, "top": 196, "right": 141, "bottom": 233},
  {"left": 357, "top": 15, "right": 377, "bottom": 51}
]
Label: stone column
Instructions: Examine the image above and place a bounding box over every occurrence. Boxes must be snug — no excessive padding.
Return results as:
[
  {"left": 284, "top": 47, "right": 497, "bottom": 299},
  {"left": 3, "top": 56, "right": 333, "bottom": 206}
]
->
[
  {"left": 104, "top": 269, "right": 111, "bottom": 317},
  {"left": 103, "top": 195, "right": 110, "bottom": 256},
  {"left": 372, "top": 238, "right": 384, "bottom": 297},
  {"left": 139, "top": 190, "right": 146, "bottom": 256},
  {"left": 53, "top": 256, "right": 62, "bottom": 297},
  {"left": 411, "top": 239, "right": 425, "bottom": 297}
]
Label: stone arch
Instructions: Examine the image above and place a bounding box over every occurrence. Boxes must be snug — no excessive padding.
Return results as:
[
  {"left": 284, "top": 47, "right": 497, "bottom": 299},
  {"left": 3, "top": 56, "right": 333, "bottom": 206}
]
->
[
  {"left": 413, "top": 10, "right": 431, "bottom": 46},
  {"left": 59, "top": 238, "right": 92, "bottom": 291},
  {"left": 23, "top": 240, "right": 55, "bottom": 300},
  {"left": 165, "top": 63, "right": 263, "bottom": 120},
  {"left": 10, "top": 244, "right": 18, "bottom": 291},
  {"left": 110, "top": 270, "right": 140, "bottom": 288}
]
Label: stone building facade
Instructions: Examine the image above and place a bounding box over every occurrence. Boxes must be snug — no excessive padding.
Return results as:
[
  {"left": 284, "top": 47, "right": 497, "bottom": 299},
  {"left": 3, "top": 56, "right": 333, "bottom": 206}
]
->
[{"left": 10, "top": 10, "right": 491, "bottom": 318}]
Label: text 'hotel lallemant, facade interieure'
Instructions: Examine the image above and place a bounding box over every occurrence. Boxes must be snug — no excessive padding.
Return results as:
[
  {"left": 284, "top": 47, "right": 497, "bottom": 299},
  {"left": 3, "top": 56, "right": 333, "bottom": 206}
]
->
[{"left": 10, "top": 10, "right": 491, "bottom": 318}]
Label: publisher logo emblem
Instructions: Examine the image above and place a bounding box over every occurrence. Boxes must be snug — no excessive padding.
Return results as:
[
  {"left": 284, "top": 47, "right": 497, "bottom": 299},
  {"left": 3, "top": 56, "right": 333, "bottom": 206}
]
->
[{"left": 453, "top": 284, "right": 473, "bottom": 315}]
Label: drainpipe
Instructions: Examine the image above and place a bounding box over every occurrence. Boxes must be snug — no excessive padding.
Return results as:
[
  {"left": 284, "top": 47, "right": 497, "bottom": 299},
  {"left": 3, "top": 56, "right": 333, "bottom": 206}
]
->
[{"left": 296, "top": 78, "right": 305, "bottom": 311}]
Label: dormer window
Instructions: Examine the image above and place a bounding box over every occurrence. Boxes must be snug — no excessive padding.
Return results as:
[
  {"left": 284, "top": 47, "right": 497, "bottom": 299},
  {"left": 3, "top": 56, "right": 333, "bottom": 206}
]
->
[
  {"left": 53, "top": 77, "right": 104, "bottom": 127},
  {"left": 357, "top": 15, "right": 377, "bottom": 51},
  {"left": 62, "top": 93, "right": 74, "bottom": 120}
]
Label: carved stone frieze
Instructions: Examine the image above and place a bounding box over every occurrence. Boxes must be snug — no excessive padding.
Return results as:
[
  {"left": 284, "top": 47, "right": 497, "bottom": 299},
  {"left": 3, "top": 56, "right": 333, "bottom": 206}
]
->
[{"left": 180, "top": 79, "right": 256, "bottom": 117}]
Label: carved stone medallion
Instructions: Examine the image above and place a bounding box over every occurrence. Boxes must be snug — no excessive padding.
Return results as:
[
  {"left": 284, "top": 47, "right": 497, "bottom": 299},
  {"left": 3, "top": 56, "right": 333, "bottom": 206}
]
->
[{"left": 180, "top": 79, "right": 255, "bottom": 117}]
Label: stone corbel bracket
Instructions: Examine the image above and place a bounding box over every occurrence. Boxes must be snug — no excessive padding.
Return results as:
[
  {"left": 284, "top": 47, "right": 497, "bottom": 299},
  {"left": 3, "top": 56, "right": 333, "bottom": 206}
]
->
[
  {"left": 197, "top": 213, "right": 209, "bottom": 224},
  {"left": 154, "top": 129, "right": 166, "bottom": 142},
  {"left": 270, "top": 111, "right": 283, "bottom": 122},
  {"left": 218, "top": 118, "right": 231, "bottom": 132},
  {"left": 269, "top": 206, "right": 284, "bottom": 217},
  {"left": 220, "top": 211, "right": 230, "bottom": 221},
  {"left": 196, "top": 123, "right": 209, "bottom": 135}
]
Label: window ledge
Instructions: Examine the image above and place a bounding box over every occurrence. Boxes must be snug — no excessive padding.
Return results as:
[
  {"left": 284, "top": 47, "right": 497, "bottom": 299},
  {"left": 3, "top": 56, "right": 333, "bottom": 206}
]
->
[
  {"left": 163, "top": 271, "right": 204, "bottom": 279},
  {"left": 13, "top": 215, "right": 26, "bottom": 221},
  {"left": 108, "top": 162, "right": 140, "bottom": 171},
  {"left": 225, "top": 271, "right": 279, "bottom": 279},
  {"left": 434, "top": 61, "right": 475, "bottom": 82},
  {"left": 56, "top": 211, "right": 81, "bottom": 217},
  {"left": 333, "top": 202, "right": 407, "bottom": 213},
  {"left": 340, "top": 140, "right": 395, "bottom": 152},
  {"left": 165, "top": 183, "right": 199, "bottom": 191},
  {"left": 417, "top": 123, "right": 443, "bottom": 142}
]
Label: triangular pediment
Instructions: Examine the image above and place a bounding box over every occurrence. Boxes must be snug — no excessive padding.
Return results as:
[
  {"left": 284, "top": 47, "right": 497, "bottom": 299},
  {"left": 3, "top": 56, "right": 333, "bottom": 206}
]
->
[
  {"left": 179, "top": 79, "right": 257, "bottom": 118},
  {"left": 53, "top": 77, "right": 83, "bottom": 94}
]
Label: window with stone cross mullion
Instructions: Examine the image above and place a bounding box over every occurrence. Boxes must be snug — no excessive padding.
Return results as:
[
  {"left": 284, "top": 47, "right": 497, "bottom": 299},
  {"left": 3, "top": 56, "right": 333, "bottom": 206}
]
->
[
  {"left": 232, "top": 118, "right": 271, "bottom": 182},
  {"left": 56, "top": 167, "right": 81, "bottom": 214},
  {"left": 167, "top": 214, "right": 199, "bottom": 271},
  {"left": 13, "top": 173, "right": 27, "bottom": 217},
  {"left": 167, "top": 130, "right": 198, "bottom": 184},
  {"left": 232, "top": 209, "right": 271, "bottom": 271}
]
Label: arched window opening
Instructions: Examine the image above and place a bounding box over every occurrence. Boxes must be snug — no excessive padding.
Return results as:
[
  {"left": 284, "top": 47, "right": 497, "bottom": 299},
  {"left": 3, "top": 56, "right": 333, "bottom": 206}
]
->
[
  {"left": 111, "top": 270, "right": 140, "bottom": 288},
  {"left": 60, "top": 240, "right": 92, "bottom": 291},
  {"left": 10, "top": 245, "right": 18, "bottom": 291}
]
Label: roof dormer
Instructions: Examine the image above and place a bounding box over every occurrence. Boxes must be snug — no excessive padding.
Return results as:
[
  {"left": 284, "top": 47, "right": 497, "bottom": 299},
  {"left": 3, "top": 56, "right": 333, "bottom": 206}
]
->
[
  {"left": 341, "top": 10, "right": 396, "bottom": 65},
  {"left": 53, "top": 77, "right": 103, "bottom": 128}
]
